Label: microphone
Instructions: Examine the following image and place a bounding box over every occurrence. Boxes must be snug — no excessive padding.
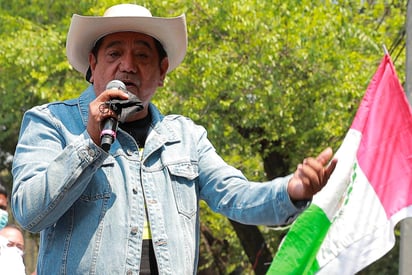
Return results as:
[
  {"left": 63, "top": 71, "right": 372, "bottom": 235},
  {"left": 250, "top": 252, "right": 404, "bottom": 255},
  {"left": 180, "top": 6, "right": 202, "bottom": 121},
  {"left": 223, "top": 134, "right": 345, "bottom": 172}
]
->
[{"left": 100, "top": 80, "right": 127, "bottom": 152}]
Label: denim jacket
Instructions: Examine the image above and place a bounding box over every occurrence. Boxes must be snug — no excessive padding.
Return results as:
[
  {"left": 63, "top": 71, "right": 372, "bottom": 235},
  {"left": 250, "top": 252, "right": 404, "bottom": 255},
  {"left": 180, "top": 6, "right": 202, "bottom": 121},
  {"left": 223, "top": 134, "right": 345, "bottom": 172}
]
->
[{"left": 12, "top": 85, "right": 305, "bottom": 274}]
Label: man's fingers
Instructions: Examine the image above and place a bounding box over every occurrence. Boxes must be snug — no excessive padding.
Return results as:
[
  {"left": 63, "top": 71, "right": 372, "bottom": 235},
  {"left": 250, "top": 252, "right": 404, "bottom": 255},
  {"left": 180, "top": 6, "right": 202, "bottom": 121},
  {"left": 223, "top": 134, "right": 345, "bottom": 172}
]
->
[
  {"left": 325, "top": 158, "right": 338, "bottom": 179},
  {"left": 288, "top": 148, "right": 338, "bottom": 200},
  {"left": 316, "top": 147, "right": 338, "bottom": 182},
  {"left": 317, "top": 147, "right": 338, "bottom": 181},
  {"left": 316, "top": 147, "right": 333, "bottom": 166},
  {"left": 298, "top": 161, "right": 323, "bottom": 192}
]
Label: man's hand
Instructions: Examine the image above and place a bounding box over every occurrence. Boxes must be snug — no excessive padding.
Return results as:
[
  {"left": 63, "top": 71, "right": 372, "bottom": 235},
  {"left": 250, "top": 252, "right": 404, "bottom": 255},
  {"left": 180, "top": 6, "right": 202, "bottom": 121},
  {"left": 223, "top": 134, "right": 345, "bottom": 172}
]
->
[
  {"left": 87, "top": 89, "right": 129, "bottom": 146},
  {"left": 287, "top": 147, "right": 337, "bottom": 201}
]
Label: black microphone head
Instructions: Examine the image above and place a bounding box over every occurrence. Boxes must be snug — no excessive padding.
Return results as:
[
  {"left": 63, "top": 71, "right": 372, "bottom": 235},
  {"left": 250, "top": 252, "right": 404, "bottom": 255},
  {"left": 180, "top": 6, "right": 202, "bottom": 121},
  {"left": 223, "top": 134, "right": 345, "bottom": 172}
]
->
[{"left": 106, "top": 80, "right": 126, "bottom": 91}]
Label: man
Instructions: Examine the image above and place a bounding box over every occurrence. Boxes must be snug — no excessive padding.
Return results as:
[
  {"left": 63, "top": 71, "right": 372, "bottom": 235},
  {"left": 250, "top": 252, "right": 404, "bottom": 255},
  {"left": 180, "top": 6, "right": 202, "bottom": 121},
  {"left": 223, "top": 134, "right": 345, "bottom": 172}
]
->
[
  {"left": 0, "top": 181, "right": 8, "bottom": 211},
  {"left": 11, "top": 4, "right": 337, "bottom": 274},
  {"left": 0, "top": 182, "right": 8, "bottom": 229},
  {"left": 0, "top": 224, "right": 26, "bottom": 275}
]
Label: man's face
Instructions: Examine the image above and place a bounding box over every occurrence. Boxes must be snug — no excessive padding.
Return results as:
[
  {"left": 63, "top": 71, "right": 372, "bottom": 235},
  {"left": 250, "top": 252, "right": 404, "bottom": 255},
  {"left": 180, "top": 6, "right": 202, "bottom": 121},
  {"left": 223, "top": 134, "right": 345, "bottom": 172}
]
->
[
  {"left": 0, "top": 194, "right": 7, "bottom": 211},
  {"left": 0, "top": 227, "right": 24, "bottom": 254},
  {"left": 89, "top": 32, "right": 168, "bottom": 108}
]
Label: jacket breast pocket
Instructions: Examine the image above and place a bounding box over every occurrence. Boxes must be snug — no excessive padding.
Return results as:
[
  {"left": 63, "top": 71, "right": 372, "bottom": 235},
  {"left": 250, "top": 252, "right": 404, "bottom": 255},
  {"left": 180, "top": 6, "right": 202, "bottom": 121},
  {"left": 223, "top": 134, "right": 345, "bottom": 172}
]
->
[{"left": 167, "top": 162, "right": 199, "bottom": 219}]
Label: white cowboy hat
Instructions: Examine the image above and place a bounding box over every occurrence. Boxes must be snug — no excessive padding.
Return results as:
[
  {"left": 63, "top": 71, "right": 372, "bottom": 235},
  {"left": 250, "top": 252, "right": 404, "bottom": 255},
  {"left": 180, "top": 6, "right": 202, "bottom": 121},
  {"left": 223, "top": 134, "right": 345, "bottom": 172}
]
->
[{"left": 66, "top": 4, "right": 187, "bottom": 77}]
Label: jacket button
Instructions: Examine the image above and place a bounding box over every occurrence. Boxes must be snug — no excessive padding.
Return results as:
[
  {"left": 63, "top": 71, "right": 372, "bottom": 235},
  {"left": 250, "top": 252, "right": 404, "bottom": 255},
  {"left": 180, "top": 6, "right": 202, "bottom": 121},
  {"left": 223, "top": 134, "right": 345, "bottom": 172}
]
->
[
  {"left": 131, "top": 226, "right": 138, "bottom": 235},
  {"left": 88, "top": 148, "right": 96, "bottom": 157}
]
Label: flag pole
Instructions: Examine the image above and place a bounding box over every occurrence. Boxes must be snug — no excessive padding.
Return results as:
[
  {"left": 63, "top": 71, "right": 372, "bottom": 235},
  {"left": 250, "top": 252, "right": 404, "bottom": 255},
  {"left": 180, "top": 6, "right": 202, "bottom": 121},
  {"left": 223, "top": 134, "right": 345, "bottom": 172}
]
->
[
  {"left": 382, "top": 44, "right": 389, "bottom": 55},
  {"left": 399, "top": 0, "right": 412, "bottom": 274}
]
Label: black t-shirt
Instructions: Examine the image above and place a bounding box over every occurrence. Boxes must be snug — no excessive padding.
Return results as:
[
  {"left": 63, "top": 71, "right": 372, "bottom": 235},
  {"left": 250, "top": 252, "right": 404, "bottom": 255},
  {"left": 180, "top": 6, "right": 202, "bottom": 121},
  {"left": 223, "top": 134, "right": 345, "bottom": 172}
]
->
[{"left": 119, "top": 113, "right": 151, "bottom": 147}]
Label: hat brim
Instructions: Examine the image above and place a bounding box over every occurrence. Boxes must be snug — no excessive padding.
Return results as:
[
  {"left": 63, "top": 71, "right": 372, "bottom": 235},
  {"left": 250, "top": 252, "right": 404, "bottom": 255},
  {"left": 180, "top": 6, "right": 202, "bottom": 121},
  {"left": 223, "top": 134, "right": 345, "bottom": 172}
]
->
[{"left": 66, "top": 14, "right": 187, "bottom": 76}]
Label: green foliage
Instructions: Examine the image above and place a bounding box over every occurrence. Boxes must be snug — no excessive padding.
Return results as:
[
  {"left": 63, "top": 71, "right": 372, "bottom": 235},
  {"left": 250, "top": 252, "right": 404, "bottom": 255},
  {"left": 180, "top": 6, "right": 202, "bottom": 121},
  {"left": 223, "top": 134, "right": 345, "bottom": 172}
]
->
[
  {"left": 161, "top": 0, "right": 406, "bottom": 179},
  {"left": 0, "top": 0, "right": 407, "bottom": 273}
]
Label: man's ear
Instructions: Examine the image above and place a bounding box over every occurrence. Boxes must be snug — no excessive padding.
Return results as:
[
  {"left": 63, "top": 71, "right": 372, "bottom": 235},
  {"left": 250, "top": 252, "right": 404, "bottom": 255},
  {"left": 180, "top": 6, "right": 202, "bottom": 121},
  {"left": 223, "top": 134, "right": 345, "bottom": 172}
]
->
[
  {"left": 88, "top": 53, "right": 97, "bottom": 83},
  {"left": 158, "top": 57, "right": 169, "bottom": 87}
]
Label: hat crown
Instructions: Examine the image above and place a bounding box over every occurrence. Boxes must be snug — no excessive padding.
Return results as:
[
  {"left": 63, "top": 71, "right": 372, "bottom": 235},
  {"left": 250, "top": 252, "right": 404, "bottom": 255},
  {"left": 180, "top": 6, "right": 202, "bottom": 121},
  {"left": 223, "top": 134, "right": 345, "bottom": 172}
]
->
[{"left": 103, "top": 4, "right": 152, "bottom": 17}]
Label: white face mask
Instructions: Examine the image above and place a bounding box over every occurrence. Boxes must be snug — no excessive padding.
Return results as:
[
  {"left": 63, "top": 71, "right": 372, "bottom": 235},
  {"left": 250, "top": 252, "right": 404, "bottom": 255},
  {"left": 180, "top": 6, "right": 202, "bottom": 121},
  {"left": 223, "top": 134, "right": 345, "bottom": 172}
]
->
[
  {"left": 0, "top": 209, "right": 8, "bottom": 229},
  {"left": 7, "top": 245, "right": 24, "bottom": 257}
]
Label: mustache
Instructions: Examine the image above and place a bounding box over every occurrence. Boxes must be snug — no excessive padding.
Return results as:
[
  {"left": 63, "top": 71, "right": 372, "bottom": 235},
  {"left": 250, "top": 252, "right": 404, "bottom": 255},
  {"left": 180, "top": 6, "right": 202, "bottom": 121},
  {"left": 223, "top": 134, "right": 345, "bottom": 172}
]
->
[{"left": 115, "top": 74, "right": 141, "bottom": 88}]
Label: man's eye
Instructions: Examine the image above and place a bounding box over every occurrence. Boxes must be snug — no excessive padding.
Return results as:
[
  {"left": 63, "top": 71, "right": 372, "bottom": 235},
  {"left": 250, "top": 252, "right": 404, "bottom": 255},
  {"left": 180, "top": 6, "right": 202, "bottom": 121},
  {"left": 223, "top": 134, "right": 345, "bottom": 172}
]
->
[
  {"left": 136, "top": 53, "right": 149, "bottom": 59},
  {"left": 108, "top": 51, "right": 121, "bottom": 58}
]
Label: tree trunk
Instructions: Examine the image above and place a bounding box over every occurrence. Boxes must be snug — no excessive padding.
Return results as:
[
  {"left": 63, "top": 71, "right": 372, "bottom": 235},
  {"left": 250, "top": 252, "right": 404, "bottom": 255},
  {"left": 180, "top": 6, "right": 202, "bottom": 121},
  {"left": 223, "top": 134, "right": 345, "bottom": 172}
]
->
[
  {"left": 229, "top": 220, "right": 273, "bottom": 274},
  {"left": 227, "top": 136, "right": 290, "bottom": 273}
]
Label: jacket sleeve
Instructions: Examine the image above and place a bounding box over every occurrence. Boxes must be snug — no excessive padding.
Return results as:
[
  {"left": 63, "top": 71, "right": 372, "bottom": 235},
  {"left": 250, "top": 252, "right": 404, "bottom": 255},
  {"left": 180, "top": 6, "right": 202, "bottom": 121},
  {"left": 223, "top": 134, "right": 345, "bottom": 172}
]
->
[
  {"left": 195, "top": 125, "right": 306, "bottom": 226},
  {"left": 11, "top": 106, "right": 107, "bottom": 232}
]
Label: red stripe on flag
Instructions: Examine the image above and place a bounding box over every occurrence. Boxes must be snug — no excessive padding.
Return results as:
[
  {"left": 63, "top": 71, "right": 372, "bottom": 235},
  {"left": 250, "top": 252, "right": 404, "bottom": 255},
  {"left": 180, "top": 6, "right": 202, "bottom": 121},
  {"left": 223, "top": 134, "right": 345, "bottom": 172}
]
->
[{"left": 351, "top": 54, "right": 412, "bottom": 219}]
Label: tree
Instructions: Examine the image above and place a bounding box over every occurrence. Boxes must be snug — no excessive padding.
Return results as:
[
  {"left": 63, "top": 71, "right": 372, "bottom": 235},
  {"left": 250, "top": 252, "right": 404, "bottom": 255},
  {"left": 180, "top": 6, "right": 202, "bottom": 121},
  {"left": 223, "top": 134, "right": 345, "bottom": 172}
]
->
[
  {"left": 158, "top": 1, "right": 406, "bottom": 273},
  {"left": 0, "top": 2, "right": 88, "bottom": 173}
]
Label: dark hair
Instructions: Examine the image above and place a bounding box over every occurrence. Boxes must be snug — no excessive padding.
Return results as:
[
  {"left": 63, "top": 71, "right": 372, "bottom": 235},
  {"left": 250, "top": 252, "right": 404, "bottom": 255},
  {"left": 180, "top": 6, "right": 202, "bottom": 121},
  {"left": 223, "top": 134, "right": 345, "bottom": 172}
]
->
[
  {"left": 85, "top": 37, "right": 105, "bottom": 82},
  {"left": 0, "top": 183, "right": 7, "bottom": 198},
  {"left": 85, "top": 36, "right": 168, "bottom": 83},
  {"left": 154, "top": 39, "right": 167, "bottom": 64}
]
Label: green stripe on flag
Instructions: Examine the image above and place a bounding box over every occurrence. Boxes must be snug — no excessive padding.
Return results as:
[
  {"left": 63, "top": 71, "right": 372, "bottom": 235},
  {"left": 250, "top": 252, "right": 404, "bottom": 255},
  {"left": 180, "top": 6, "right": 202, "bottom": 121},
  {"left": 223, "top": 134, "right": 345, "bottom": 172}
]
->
[{"left": 267, "top": 204, "right": 331, "bottom": 275}]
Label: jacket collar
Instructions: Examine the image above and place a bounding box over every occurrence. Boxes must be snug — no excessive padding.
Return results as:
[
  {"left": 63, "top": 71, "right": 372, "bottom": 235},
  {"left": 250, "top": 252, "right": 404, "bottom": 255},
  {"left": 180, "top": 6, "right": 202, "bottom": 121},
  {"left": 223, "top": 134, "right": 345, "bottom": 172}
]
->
[
  {"left": 77, "top": 85, "right": 181, "bottom": 146},
  {"left": 78, "top": 85, "right": 96, "bottom": 127}
]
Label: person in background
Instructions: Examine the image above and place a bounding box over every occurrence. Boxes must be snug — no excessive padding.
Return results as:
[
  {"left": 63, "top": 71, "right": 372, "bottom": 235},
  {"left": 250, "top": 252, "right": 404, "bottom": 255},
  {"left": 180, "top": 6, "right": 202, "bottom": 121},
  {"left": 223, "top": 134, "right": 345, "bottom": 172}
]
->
[
  {"left": 0, "top": 182, "right": 9, "bottom": 229},
  {"left": 11, "top": 3, "right": 337, "bottom": 274},
  {"left": 0, "top": 224, "right": 26, "bottom": 275}
]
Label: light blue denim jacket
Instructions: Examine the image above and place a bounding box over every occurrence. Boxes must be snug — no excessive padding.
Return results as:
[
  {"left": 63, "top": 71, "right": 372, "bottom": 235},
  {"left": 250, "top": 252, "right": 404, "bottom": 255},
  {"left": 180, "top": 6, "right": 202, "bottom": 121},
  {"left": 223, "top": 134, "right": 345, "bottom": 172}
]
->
[{"left": 12, "top": 86, "right": 305, "bottom": 274}]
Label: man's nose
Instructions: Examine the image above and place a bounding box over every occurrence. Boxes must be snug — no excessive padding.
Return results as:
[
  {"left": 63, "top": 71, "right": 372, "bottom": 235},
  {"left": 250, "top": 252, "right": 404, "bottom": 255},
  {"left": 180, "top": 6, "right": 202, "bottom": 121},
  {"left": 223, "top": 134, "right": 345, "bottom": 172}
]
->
[{"left": 119, "top": 54, "right": 137, "bottom": 73}]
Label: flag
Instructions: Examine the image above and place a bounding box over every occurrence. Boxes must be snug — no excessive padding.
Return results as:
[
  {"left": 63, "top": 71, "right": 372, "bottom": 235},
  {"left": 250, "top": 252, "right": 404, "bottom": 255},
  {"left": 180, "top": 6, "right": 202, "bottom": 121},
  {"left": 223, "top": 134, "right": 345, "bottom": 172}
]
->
[{"left": 267, "top": 53, "right": 412, "bottom": 274}]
